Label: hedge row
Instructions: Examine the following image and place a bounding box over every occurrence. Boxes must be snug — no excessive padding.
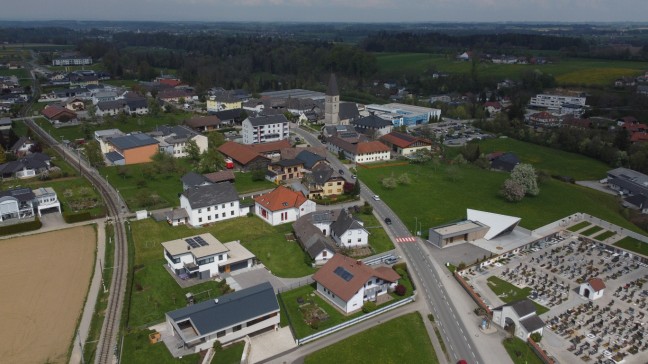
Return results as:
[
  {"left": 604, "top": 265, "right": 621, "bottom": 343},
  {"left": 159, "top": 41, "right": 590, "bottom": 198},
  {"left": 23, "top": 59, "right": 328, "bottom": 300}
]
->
[
  {"left": 0, "top": 218, "right": 42, "bottom": 236},
  {"left": 63, "top": 211, "right": 93, "bottom": 223}
]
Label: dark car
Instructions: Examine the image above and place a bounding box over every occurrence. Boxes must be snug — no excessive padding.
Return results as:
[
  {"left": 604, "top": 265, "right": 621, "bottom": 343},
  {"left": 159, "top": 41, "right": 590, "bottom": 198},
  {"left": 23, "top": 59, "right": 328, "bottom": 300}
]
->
[{"left": 384, "top": 217, "right": 392, "bottom": 225}]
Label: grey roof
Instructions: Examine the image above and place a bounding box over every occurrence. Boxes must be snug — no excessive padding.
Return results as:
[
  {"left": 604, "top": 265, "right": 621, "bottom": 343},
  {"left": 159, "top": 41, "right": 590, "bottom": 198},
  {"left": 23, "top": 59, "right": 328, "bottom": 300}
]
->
[
  {"left": 10, "top": 136, "right": 31, "bottom": 152},
  {"left": 507, "top": 299, "right": 537, "bottom": 317},
  {"left": 105, "top": 151, "right": 124, "bottom": 163},
  {"left": 293, "top": 212, "right": 337, "bottom": 259},
  {"left": 326, "top": 73, "right": 339, "bottom": 96},
  {"left": 351, "top": 114, "right": 392, "bottom": 129},
  {"left": 149, "top": 125, "right": 198, "bottom": 142},
  {"left": 491, "top": 152, "right": 520, "bottom": 172},
  {"left": 97, "top": 100, "right": 125, "bottom": 111},
  {"left": 126, "top": 98, "right": 148, "bottom": 110},
  {"left": 310, "top": 164, "right": 339, "bottom": 185},
  {"left": 181, "top": 172, "right": 211, "bottom": 188},
  {"left": 166, "top": 282, "right": 279, "bottom": 337},
  {"left": 295, "top": 150, "right": 326, "bottom": 170},
  {"left": 607, "top": 167, "right": 648, "bottom": 196},
  {"left": 0, "top": 187, "right": 35, "bottom": 202},
  {"left": 0, "top": 153, "right": 50, "bottom": 174},
  {"left": 182, "top": 182, "right": 239, "bottom": 209},
  {"left": 273, "top": 159, "right": 303, "bottom": 168},
  {"left": 609, "top": 177, "right": 648, "bottom": 196},
  {"left": 519, "top": 315, "right": 545, "bottom": 333},
  {"left": 109, "top": 133, "right": 158, "bottom": 150},
  {"left": 0, "top": 117, "right": 11, "bottom": 126},
  {"left": 247, "top": 114, "right": 289, "bottom": 127},
  {"left": 330, "top": 209, "right": 365, "bottom": 237},
  {"left": 339, "top": 102, "right": 359, "bottom": 121},
  {"left": 625, "top": 194, "right": 648, "bottom": 208},
  {"left": 166, "top": 208, "right": 189, "bottom": 220},
  {"left": 212, "top": 108, "right": 246, "bottom": 121}
]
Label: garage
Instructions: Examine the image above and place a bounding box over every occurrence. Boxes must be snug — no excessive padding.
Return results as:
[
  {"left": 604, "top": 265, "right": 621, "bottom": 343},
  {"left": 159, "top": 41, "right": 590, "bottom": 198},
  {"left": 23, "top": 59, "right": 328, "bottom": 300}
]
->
[{"left": 220, "top": 259, "right": 249, "bottom": 273}]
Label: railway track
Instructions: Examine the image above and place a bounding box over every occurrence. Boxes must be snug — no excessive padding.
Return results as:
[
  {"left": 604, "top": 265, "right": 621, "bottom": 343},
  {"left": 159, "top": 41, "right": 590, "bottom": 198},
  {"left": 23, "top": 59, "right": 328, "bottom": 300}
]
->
[{"left": 25, "top": 120, "right": 128, "bottom": 364}]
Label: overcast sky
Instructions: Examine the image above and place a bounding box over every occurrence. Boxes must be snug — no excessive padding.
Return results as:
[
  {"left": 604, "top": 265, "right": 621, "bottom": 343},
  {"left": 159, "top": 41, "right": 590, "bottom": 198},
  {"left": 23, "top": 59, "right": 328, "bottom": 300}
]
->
[{"left": 3, "top": 0, "right": 648, "bottom": 23}]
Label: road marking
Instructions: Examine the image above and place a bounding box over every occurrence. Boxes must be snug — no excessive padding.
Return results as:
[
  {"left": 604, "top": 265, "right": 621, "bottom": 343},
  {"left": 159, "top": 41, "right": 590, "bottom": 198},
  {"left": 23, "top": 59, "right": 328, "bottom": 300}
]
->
[{"left": 395, "top": 236, "right": 417, "bottom": 243}]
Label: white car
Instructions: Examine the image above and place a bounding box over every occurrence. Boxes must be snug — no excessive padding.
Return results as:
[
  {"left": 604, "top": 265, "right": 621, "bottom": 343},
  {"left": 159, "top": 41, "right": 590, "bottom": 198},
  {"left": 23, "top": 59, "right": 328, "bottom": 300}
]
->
[{"left": 372, "top": 195, "right": 380, "bottom": 201}]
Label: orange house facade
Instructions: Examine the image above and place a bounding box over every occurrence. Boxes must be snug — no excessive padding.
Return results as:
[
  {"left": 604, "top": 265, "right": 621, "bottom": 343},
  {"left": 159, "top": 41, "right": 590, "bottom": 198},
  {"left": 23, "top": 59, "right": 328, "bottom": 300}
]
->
[{"left": 106, "top": 134, "right": 159, "bottom": 165}]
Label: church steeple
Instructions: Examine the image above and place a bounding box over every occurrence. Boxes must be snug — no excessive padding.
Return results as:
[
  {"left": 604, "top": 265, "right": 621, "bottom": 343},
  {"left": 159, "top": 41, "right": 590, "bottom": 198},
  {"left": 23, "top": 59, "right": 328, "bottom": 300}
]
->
[
  {"left": 325, "top": 73, "right": 340, "bottom": 125},
  {"left": 326, "top": 73, "right": 339, "bottom": 96}
]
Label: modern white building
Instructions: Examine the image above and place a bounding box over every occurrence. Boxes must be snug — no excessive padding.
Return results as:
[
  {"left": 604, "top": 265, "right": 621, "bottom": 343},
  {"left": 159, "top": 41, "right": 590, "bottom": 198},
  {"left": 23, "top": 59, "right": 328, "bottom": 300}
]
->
[
  {"left": 492, "top": 299, "right": 544, "bottom": 340},
  {"left": 32, "top": 187, "right": 61, "bottom": 216},
  {"left": 313, "top": 255, "right": 400, "bottom": 314},
  {"left": 0, "top": 188, "right": 35, "bottom": 222},
  {"left": 94, "top": 129, "right": 126, "bottom": 154},
  {"left": 326, "top": 138, "right": 391, "bottom": 164},
  {"left": 579, "top": 278, "right": 606, "bottom": 301},
  {"left": 148, "top": 125, "right": 208, "bottom": 158},
  {"left": 162, "top": 233, "right": 255, "bottom": 279},
  {"left": 165, "top": 282, "right": 279, "bottom": 354},
  {"left": 529, "top": 93, "right": 587, "bottom": 111},
  {"left": 365, "top": 103, "right": 441, "bottom": 127},
  {"left": 180, "top": 183, "right": 240, "bottom": 227},
  {"left": 254, "top": 185, "right": 316, "bottom": 226},
  {"left": 52, "top": 56, "right": 92, "bottom": 66},
  {"left": 242, "top": 115, "right": 290, "bottom": 145}
]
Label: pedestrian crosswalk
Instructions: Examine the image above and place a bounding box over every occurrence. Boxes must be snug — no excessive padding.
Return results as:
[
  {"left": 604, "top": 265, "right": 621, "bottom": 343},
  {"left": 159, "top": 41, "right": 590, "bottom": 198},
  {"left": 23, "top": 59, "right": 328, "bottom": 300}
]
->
[{"left": 396, "top": 236, "right": 417, "bottom": 243}]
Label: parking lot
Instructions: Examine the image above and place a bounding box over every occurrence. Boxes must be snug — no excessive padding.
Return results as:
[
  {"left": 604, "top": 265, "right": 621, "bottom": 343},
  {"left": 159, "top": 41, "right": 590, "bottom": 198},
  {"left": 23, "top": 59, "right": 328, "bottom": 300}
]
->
[
  {"left": 412, "top": 120, "right": 493, "bottom": 146},
  {"left": 465, "top": 233, "right": 648, "bottom": 364}
]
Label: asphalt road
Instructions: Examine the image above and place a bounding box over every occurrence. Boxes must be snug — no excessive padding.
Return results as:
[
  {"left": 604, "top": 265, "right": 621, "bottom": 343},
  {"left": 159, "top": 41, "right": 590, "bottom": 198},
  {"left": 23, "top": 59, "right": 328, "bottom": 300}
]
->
[{"left": 292, "top": 126, "right": 483, "bottom": 364}]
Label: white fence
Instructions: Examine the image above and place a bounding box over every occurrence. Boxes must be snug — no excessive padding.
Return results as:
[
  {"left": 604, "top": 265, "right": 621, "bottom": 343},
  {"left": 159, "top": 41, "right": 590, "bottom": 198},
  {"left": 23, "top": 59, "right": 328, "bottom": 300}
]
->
[{"left": 295, "top": 294, "right": 415, "bottom": 346}]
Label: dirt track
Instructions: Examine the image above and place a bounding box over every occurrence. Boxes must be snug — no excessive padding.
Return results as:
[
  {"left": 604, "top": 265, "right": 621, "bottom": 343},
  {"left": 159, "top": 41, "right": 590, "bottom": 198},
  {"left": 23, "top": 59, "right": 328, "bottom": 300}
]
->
[{"left": 0, "top": 225, "right": 96, "bottom": 364}]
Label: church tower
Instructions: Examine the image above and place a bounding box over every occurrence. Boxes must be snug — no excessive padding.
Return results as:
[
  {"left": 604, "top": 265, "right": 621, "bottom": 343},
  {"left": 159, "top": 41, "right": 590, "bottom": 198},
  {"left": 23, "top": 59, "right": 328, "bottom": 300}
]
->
[{"left": 324, "top": 73, "right": 340, "bottom": 125}]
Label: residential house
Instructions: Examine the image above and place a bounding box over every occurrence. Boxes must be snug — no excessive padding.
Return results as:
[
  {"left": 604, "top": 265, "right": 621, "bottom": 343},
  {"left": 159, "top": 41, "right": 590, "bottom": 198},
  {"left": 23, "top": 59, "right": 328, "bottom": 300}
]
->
[
  {"left": 313, "top": 254, "right": 400, "bottom": 314},
  {"left": 456, "top": 51, "right": 473, "bottom": 61},
  {"left": 42, "top": 104, "right": 77, "bottom": 124},
  {"left": 379, "top": 131, "right": 432, "bottom": 156},
  {"left": 211, "top": 108, "right": 247, "bottom": 126},
  {"left": 637, "top": 85, "right": 648, "bottom": 96},
  {"left": 292, "top": 211, "right": 338, "bottom": 265},
  {"left": 94, "top": 129, "right": 125, "bottom": 154},
  {"left": 293, "top": 149, "right": 327, "bottom": 171},
  {"left": 203, "top": 170, "right": 235, "bottom": 184},
  {"left": 149, "top": 125, "right": 208, "bottom": 158},
  {"left": 492, "top": 299, "right": 544, "bottom": 340},
  {"left": 351, "top": 114, "right": 393, "bottom": 138},
  {"left": 254, "top": 185, "right": 316, "bottom": 226},
  {"left": 162, "top": 233, "right": 255, "bottom": 280},
  {"left": 301, "top": 164, "right": 345, "bottom": 198},
  {"left": 180, "top": 182, "right": 241, "bottom": 227},
  {"left": 242, "top": 115, "right": 290, "bottom": 145},
  {"left": 0, "top": 188, "right": 35, "bottom": 222},
  {"left": 217, "top": 141, "right": 271, "bottom": 171},
  {"left": 327, "top": 138, "right": 391, "bottom": 164},
  {"left": 484, "top": 101, "right": 502, "bottom": 115},
  {"left": 105, "top": 133, "right": 159, "bottom": 165},
  {"left": 158, "top": 89, "right": 195, "bottom": 103},
  {"left": 0, "top": 153, "right": 51, "bottom": 179},
  {"left": 9, "top": 137, "right": 35, "bottom": 156},
  {"left": 248, "top": 140, "right": 291, "bottom": 159},
  {"left": 92, "top": 91, "right": 119, "bottom": 105},
  {"left": 329, "top": 208, "right": 368, "bottom": 248},
  {"left": 206, "top": 92, "right": 243, "bottom": 112},
  {"left": 155, "top": 75, "right": 182, "bottom": 87},
  {"left": 96, "top": 100, "right": 125, "bottom": 117},
  {"left": 529, "top": 93, "right": 587, "bottom": 112},
  {"left": 527, "top": 111, "right": 560, "bottom": 126},
  {"left": 181, "top": 172, "right": 212, "bottom": 191},
  {"left": 166, "top": 208, "right": 189, "bottom": 227},
  {"left": 0, "top": 117, "right": 11, "bottom": 131},
  {"left": 266, "top": 159, "right": 304, "bottom": 184},
  {"left": 185, "top": 115, "right": 221, "bottom": 133},
  {"left": 125, "top": 97, "right": 149, "bottom": 115},
  {"left": 63, "top": 97, "right": 85, "bottom": 111},
  {"left": 164, "top": 282, "right": 279, "bottom": 354},
  {"left": 32, "top": 187, "right": 61, "bottom": 216},
  {"left": 579, "top": 278, "right": 606, "bottom": 301}
]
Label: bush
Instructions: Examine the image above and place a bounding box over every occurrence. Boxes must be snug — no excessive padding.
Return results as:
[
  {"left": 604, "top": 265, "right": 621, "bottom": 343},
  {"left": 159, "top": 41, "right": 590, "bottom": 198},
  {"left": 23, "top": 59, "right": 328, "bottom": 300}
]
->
[
  {"left": 63, "top": 211, "right": 93, "bottom": 223},
  {"left": 530, "top": 332, "right": 542, "bottom": 343},
  {"left": 361, "top": 201, "right": 373, "bottom": 215},
  {"left": 362, "top": 301, "right": 377, "bottom": 313},
  {"left": 0, "top": 218, "right": 42, "bottom": 236},
  {"left": 212, "top": 340, "right": 222, "bottom": 351},
  {"left": 394, "top": 284, "right": 407, "bottom": 296},
  {"left": 428, "top": 313, "right": 435, "bottom": 322}
]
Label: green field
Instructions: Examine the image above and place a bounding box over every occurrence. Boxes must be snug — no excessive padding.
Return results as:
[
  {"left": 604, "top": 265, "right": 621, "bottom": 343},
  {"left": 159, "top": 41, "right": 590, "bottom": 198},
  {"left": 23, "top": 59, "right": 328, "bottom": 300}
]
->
[
  {"left": 358, "top": 163, "right": 642, "bottom": 233},
  {"left": 478, "top": 138, "right": 610, "bottom": 180},
  {"left": 614, "top": 237, "right": 648, "bottom": 257},
  {"left": 503, "top": 337, "right": 545, "bottom": 364},
  {"left": 375, "top": 53, "right": 648, "bottom": 86},
  {"left": 487, "top": 276, "right": 549, "bottom": 315},
  {"left": 567, "top": 221, "right": 591, "bottom": 232},
  {"left": 356, "top": 212, "right": 395, "bottom": 254},
  {"left": 304, "top": 312, "right": 438, "bottom": 364},
  {"left": 212, "top": 342, "right": 245, "bottom": 364},
  {"left": 581, "top": 226, "right": 604, "bottom": 236},
  {"left": 0, "top": 68, "right": 29, "bottom": 78},
  {"left": 122, "top": 329, "right": 201, "bottom": 364},
  {"left": 594, "top": 230, "right": 616, "bottom": 241}
]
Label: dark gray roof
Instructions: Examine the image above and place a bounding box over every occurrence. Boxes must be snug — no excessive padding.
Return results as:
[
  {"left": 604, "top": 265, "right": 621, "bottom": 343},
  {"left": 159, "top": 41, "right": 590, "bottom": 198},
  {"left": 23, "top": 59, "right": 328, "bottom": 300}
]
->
[
  {"left": 181, "top": 172, "right": 211, "bottom": 188},
  {"left": 166, "top": 282, "right": 279, "bottom": 337},
  {"left": 491, "top": 152, "right": 520, "bottom": 172},
  {"left": 212, "top": 108, "right": 246, "bottom": 121},
  {"left": 339, "top": 102, "right": 359, "bottom": 121},
  {"left": 0, "top": 153, "right": 51, "bottom": 175},
  {"left": 273, "top": 159, "right": 303, "bottom": 168},
  {"left": 295, "top": 150, "right": 326, "bottom": 170},
  {"left": 310, "top": 164, "right": 339, "bottom": 185},
  {"left": 0, "top": 117, "right": 11, "bottom": 126},
  {"left": 625, "top": 194, "right": 648, "bottom": 208},
  {"left": 519, "top": 315, "right": 545, "bottom": 333},
  {"left": 10, "top": 136, "right": 31, "bottom": 152},
  {"left": 508, "top": 299, "right": 536, "bottom": 317},
  {"left": 126, "top": 98, "right": 148, "bottom": 110},
  {"left": 330, "top": 209, "right": 365, "bottom": 237},
  {"left": 105, "top": 151, "right": 124, "bottom": 163},
  {"left": 246, "top": 114, "right": 289, "bottom": 127},
  {"left": 293, "top": 212, "right": 337, "bottom": 259},
  {"left": 351, "top": 114, "right": 392, "bottom": 129},
  {"left": 608, "top": 177, "right": 648, "bottom": 196},
  {"left": 109, "top": 133, "right": 158, "bottom": 150},
  {"left": 166, "top": 208, "right": 189, "bottom": 220},
  {"left": 326, "top": 73, "right": 339, "bottom": 96},
  {"left": 149, "top": 125, "right": 198, "bottom": 141},
  {"left": 0, "top": 187, "right": 35, "bottom": 202},
  {"left": 97, "top": 100, "right": 125, "bottom": 111},
  {"left": 182, "top": 182, "right": 239, "bottom": 209}
]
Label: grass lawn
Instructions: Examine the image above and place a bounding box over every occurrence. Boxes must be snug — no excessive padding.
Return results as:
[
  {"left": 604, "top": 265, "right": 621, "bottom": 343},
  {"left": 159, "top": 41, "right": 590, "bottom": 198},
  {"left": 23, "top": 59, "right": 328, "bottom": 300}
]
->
[
  {"left": 356, "top": 212, "right": 395, "bottom": 254},
  {"left": 0, "top": 68, "right": 29, "bottom": 78},
  {"left": 487, "top": 276, "right": 549, "bottom": 315},
  {"left": 121, "top": 329, "right": 201, "bottom": 364},
  {"left": 35, "top": 118, "right": 86, "bottom": 142},
  {"left": 581, "top": 226, "right": 604, "bottom": 236},
  {"left": 502, "top": 337, "right": 545, "bottom": 364},
  {"left": 478, "top": 138, "right": 609, "bottom": 180},
  {"left": 358, "top": 163, "right": 643, "bottom": 234},
  {"left": 304, "top": 312, "right": 438, "bottom": 364},
  {"left": 280, "top": 267, "right": 414, "bottom": 339},
  {"left": 233, "top": 171, "right": 276, "bottom": 194},
  {"left": 567, "top": 221, "right": 591, "bottom": 232},
  {"left": 595, "top": 230, "right": 616, "bottom": 241},
  {"left": 211, "top": 342, "right": 245, "bottom": 364},
  {"left": 614, "top": 237, "right": 648, "bottom": 257}
]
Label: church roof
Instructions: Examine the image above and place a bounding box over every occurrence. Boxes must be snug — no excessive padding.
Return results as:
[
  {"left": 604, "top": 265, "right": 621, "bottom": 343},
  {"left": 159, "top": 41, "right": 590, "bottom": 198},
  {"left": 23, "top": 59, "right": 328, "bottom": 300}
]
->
[{"left": 326, "top": 73, "right": 339, "bottom": 96}]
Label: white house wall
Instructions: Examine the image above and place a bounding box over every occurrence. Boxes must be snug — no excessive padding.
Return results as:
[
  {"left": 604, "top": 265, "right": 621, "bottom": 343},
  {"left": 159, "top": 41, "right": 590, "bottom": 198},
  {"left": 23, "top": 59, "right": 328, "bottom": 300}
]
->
[
  {"left": 354, "top": 151, "right": 390, "bottom": 163},
  {"left": 180, "top": 196, "right": 241, "bottom": 226}
]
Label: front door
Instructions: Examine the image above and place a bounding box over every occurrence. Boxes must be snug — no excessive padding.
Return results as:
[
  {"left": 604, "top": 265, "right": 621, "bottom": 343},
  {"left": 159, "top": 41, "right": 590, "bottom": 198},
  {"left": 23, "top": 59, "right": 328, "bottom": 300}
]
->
[{"left": 225, "top": 264, "right": 231, "bottom": 273}]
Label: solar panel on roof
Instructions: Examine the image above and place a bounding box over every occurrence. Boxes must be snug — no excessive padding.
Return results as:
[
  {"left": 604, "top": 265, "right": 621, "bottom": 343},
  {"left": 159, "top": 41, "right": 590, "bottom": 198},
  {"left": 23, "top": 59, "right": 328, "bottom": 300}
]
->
[
  {"left": 334, "top": 266, "right": 354, "bottom": 282},
  {"left": 185, "top": 238, "right": 200, "bottom": 249},
  {"left": 194, "top": 236, "right": 208, "bottom": 247}
]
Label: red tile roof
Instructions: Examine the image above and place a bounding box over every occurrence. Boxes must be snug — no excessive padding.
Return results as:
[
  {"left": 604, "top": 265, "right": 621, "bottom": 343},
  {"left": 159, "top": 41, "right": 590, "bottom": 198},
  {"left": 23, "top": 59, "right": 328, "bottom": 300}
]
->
[
  {"left": 254, "top": 186, "right": 308, "bottom": 212},
  {"left": 158, "top": 89, "right": 193, "bottom": 100},
  {"left": 588, "top": 278, "right": 606, "bottom": 292},
  {"left": 41, "top": 104, "right": 77, "bottom": 120},
  {"left": 623, "top": 122, "right": 648, "bottom": 132},
  {"left": 355, "top": 141, "right": 390, "bottom": 154},
  {"left": 631, "top": 132, "right": 648, "bottom": 143},
  {"left": 185, "top": 115, "right": 221, "bottom": 128},
  {"left": 313, "top": 255, "right": 400, "bottom": 302},
  {"left": 248, "top": 140, "right": 291, "bottom": 154},
  {"left": 218, "top": 141, "right": 268, "bottom": 165},
  {"left": 380, "top": 132, "right": 431, "bottom": 149},
  {"left": 203, "top": 170, "right": 235, "bottom": 183}
]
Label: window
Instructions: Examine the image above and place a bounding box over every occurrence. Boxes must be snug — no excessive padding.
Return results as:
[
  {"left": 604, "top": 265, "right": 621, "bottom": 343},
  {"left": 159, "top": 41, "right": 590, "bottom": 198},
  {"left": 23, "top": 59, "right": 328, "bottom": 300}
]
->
[
  {"left": 216, "top": 330, "right": 226, "bottom": 338},
  {"left": 197, "top": 257, "right": 214, "bottom": 265},
  {"left": 207, "top": 215, "right": 212, "bottom": 221},
  {"left": 230, "top": 202, "right": 234, "bottom": 207},
  {"left": 219, "top": 254, "right": 224, "bottom": 261},
  {"left": 199, "top": 217, "right": 203, "bottom": 223},
  {"left": 347, "top": 239, "right": 351, "bottom": 243},
  {"left": 207, "top": 207, "right": 211, "bottom": 211},
  {"left": 165, "top": 250, "right": 180, "bottom": 264},
  {"left": 198, "top": 209, "right": 202, "bottom": 213},
  {"left": 233, "top": 324, "right": 242, "bottom": 332},
  {"left": 358, "top": 238, "right": 361, "bottom": 242},
  {"left": 231, "top": 211, "right": 234, "bottom": 216}
]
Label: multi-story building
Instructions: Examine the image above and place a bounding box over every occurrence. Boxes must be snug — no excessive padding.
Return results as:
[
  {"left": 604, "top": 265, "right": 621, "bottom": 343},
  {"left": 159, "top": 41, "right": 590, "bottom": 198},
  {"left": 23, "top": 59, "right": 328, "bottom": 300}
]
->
[
  {"left": 180, "top": 183, "right": 240, "bottom": 227},
  {"left": 326, "top": 138, "right": 391, "bottom": 164},
  {"left": 266, "top": 159, "right": 304, "bottom": 184},
  {"left": 529, "top": 93, "right": 587, "bottom": 111},
  {"left": 241, "top": 115, "right": 290, "bottom": 145},
  {"left": 105, "top": 133, "right": 159, "bottom": 165},
  {"left": 52, "top": 56, "right": 92, "bottom": 66},
  {"left": 254, "top": 186, "right": 316, "bottom": 226}
]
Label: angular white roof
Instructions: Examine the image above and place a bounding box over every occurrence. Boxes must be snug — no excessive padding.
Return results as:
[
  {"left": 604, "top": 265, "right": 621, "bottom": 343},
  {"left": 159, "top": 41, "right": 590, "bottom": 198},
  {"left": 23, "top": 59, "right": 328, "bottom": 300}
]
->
[{"left": 466, "top": 209, "right": 521, "bottom": 240}]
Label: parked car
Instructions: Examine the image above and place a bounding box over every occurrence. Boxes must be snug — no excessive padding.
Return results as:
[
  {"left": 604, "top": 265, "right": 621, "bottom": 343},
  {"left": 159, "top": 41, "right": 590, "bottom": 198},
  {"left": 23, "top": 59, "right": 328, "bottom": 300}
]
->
[
  {"left": 352, "top": 174, "right": 357, "bottom": 179},
  {"left": 372, "top": 195, "right": 380, "bottom": 201},
  {"left": 384, "top": 257, "right": 398, "bottom": 265},
  {"left": 384, "top": 217, "right": 392, "bottom": 225}
]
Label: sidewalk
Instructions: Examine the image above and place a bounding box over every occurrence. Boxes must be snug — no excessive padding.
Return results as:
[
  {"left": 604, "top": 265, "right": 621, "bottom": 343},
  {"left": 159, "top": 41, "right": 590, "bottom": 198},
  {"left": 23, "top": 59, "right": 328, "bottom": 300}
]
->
[{"left": 69, "top": 219, "right": 107, "bottom": 364}]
